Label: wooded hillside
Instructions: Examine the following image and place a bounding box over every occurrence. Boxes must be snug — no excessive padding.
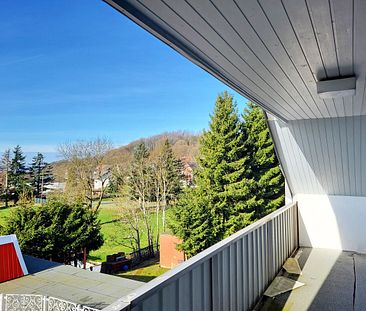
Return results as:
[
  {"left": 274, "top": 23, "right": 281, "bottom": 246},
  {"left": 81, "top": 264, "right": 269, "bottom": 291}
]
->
[{"left": 52, "top": 131, "right": 200, "bottom": 181}]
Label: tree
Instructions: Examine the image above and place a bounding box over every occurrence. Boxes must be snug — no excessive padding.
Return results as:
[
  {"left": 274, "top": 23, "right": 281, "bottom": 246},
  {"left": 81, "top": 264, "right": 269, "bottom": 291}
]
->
[
  {"left": 151, "top": 139, "right": 182, "bottom": 236},
  {"left": 170, "top": 187, "right": 215, "bottom": 257},
  {"left": 243, "top": 103, "right": 284, "bottom": 218},
  {"left": 9, "top": 145, "right": 27, "bottom": 204},
  {"left": 0, "top": 149, "right": 11, "bottom": 208},
  {"left": 127, "top": 142, "right": 154, "bottom": 255},
  {"left": 170, "top": 92, "right": 256, "bottom": 256},
  {"left": 117, "top": 196, "right": 144, "bottom": 257},
  {"left": 29, "top": 152, "right": 54, "bottom": 197},
  {"left": 59, "top": 138, "right": 112, "bottom": 211},
  {"left": 0, "top": 201, "right": 104, "bottom": 264}
]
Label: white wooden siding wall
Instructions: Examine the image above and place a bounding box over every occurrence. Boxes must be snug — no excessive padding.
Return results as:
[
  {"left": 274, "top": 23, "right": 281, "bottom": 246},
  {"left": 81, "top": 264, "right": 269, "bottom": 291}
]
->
[
  {"left": 106, "top": 0, "right": 366, "bottom": 121},
  {"left": 269, "top": 116, "right": 365, "bottom": 196}
]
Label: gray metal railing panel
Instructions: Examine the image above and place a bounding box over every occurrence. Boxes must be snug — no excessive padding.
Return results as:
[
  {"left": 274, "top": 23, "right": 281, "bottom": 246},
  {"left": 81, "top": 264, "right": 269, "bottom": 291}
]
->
[{"left": 103, "top": 202, "right": 298, "bottom": 311}]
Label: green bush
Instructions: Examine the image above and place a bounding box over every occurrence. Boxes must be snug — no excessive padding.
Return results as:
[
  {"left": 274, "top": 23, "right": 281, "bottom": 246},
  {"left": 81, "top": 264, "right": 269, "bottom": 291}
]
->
[{"left": 1, "top": 201, "right": 103, "bottom": 264}]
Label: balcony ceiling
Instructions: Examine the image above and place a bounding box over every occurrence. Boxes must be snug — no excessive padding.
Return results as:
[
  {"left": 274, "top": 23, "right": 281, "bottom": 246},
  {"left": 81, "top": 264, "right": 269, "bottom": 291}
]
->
[{"left": 105, "top": 0, "right": 366, "bottom": 121}]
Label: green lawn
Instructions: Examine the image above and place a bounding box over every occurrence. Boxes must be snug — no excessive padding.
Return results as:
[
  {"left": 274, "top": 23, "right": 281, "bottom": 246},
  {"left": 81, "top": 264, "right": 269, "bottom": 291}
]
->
[
  {"left": 0, "top": 205, "right": 14, "bottom": 227},
  {"left": 115, "top": 257, "right": 170, "bottom": 282},
  {"left": 89, "top": 199, "right": 173, "bottom": 262}
]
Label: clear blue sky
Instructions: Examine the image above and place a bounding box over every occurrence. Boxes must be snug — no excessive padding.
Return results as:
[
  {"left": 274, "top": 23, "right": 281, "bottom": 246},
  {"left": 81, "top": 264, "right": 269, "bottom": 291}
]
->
[{"left": 0, "top": 0, "right": 247, "bottom": 162}]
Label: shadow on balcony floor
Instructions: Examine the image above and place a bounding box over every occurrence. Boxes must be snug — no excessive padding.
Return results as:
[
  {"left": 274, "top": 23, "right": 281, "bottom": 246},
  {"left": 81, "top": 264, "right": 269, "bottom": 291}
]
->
[{"left": 255, "top": 247, "right": 366, "bottom": 311}]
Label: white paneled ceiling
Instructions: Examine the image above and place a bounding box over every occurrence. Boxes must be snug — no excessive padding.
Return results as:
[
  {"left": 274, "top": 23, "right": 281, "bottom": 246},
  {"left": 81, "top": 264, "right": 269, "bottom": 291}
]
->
[{"left": 105, "top": 0, "right": 365, "bottom": 121}]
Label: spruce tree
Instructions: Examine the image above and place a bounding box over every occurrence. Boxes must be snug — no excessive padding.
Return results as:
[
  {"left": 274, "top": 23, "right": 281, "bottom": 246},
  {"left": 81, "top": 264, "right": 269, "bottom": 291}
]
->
[
  {"left": 158, "top": 139, "right": 182, "bottom": 230},
  {"left": 29, "top": 152, "right": 54, "bottom": 197},
  {"left": 171, "top": 92, "right": 255, "bottom": 256},
  {"left": 170, "top": 187, "right": 215, "bottom": 257},
  {"left": 0, "top": 149, "right": 11, "bottom": 208},
  {"left": 9, "top": 145, "right": 27, "bottom": 203},
  {"left": 243, "top": 103, "right": 284, "bottom": 218}
]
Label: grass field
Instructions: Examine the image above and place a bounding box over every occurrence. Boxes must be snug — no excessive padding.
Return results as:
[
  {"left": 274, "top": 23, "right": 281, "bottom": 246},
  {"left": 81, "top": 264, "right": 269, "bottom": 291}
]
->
[
  {"left": 89, "top": 199, "right": 172, "bottom": 262},
  {"left": 115, "top": 257, "right": 170, "bottom": 282},
  {"left": 0, "top": 205, "right": 14, "bottom": 227}
]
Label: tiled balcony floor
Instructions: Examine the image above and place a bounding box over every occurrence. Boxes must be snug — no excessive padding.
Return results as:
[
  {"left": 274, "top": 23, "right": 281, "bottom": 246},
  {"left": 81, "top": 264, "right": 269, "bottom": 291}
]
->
[{"left": 256, "top": 247, "right": 366, "bottom": 311}]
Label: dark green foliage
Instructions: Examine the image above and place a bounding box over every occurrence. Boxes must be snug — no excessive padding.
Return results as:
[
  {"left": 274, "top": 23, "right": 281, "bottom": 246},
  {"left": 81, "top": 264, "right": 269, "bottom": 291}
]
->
[
  {"left": 9, "top": 145, "right": 27, "bottom": 203},
  {"left": 243, "top": 103, "right": 284, "bottom": 218},
  {"left": 170, "top": 92, "right": 256, "bottom": 256},
  {"left": 29, "top": 152, "right": 54, "bottom": 196},
  {"left": 170, "top": 188, "right": 214, "bottom": 257},
  {"left": 170, "top": 94, "right": 285, "bottom": 257},
  {"left": 1, "top": 201, "right": 104, "bottom": 263},
  {"left": 0, "top": 149, "right": 11, "bottom": 207}
]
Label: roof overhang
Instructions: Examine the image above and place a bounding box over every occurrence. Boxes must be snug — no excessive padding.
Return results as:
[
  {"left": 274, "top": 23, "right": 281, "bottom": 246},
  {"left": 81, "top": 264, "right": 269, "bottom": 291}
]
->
[{"left": 104, "top": 0, "right": 366, "bottom": 121}]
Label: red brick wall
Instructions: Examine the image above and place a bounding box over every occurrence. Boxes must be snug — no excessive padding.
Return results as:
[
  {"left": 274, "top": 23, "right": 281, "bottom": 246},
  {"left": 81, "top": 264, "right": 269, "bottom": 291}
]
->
[{"left": 160, "top": 234, "right": 185, "bottom": 269}]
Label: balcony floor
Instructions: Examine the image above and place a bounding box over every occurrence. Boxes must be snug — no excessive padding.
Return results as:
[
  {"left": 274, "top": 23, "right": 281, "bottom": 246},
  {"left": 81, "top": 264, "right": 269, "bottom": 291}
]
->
[{"left": 256, "top": 247, "right": 366, "bottom": 311}]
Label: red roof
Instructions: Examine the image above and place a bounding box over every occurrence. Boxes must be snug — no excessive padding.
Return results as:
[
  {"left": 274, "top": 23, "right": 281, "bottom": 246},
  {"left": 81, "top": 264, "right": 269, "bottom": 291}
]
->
[{"left": 0, "top": 235, "right": 28, "bottom": 283}]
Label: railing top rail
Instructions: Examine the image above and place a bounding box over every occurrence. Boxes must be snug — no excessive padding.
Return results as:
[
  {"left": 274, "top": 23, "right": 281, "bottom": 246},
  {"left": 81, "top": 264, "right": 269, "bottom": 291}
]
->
[{"left": 103, "top": 201, "right": 297, "bottom": 311}]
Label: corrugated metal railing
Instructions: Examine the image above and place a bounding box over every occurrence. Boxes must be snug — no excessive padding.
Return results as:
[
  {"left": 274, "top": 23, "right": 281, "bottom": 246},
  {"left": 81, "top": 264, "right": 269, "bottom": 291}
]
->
[
  {"left": 0, "top": 294, "right": 100, "bottom": 311},
  {"left": 103, "top": 202, "right": 299, "bottom": 311}
]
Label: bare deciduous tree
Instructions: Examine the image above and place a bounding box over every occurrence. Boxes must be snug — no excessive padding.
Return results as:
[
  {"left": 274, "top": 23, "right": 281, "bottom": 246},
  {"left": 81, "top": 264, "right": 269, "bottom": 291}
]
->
[
  {"left": 152, "top": 139, "right": 182, "bottom": 232},
  {"left": 117, "top": 196, "right": 143, "bottom": 257},
  {"left": 128, "top": 142, "right": 154, "bottom": 256},
  {"left": 58, "top": 138, "right": 112, "bottom": 212}
]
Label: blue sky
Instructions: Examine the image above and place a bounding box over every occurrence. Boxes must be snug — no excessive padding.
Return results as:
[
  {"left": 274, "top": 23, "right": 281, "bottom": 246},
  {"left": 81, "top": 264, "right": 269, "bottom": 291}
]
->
[{"left": 0, "top": 0, "right": 247, "bottom": 162}]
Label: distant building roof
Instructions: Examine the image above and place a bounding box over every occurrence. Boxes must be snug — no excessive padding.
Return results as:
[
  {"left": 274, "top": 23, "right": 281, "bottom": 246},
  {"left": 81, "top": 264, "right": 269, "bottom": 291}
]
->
[
  {"left": 43, "top": 182, "right": 65, "bottom": 191},
  {"left": 0, "top": 255, "right": 143, "bottom": 309}
]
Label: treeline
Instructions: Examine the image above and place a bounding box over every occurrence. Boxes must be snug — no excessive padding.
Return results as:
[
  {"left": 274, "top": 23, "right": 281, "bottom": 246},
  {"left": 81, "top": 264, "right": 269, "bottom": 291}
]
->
[
  {"left": 57, "top": 137, "right": 183, "bottom": 259},
  {"left": 170, "top": 92, "right": 284, "bottom": 257},
  {"left": 52, "top": 131, "right": 200, "bottom": 182},
  {"left": 0, "top": 146, "right": 53, "bottom": 206}
]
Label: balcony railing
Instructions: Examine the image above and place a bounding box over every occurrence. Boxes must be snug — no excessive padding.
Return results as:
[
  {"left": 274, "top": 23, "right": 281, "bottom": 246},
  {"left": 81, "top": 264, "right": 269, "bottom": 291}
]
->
[
  {"left": 103, "top": 202, "right": 298, "bottom": 311},
  {"left": 0, "top": 294, "right": 100, "bottom": 311}
]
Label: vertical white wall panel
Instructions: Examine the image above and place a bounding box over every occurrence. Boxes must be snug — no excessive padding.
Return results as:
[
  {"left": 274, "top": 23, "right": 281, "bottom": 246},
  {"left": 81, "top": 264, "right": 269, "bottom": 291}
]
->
[
  {"left": 269, "top": 115, "right": 366, "bottom": 196},
  {"left": 296, "top": 194, "right": 366, "bottom": 253}
]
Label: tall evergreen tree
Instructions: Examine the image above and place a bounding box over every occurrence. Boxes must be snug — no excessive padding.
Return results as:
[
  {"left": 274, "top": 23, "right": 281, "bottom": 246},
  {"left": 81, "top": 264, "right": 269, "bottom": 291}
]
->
[
  {"left": 157, "top": 139, "right": 182, "bottom": 230},
  {"left": 29, "top": 152, "right": 54, "bottom": 197},
  {"left": 9, "top": 145, "right": 27, "bottom": 203},
  {"left": 0, "top": 149, "right": 11, "bottom": 208},
  {"left": 171, "top": 187, "right": 215, "bottom": 257},
  {"left": 243, "top": 103, "right": 284, "bottom": 218},
  {"left": 171, "top": 92, "right": 256, "bottom": 257}
]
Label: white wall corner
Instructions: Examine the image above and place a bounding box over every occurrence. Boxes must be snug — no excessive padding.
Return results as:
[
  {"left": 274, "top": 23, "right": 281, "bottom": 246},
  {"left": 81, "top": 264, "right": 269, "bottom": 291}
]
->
[{"left": 295, "top": 194, "right": 366, "bottom": 254}]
